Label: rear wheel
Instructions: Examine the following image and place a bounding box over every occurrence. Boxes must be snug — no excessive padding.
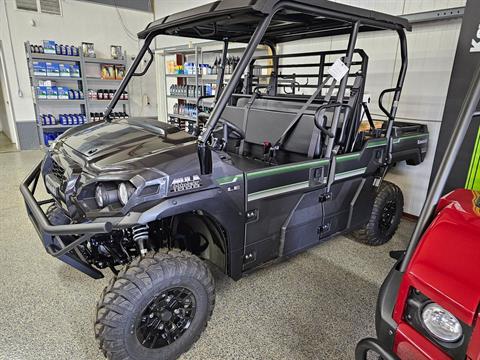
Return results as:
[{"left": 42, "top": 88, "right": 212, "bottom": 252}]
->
[
  {"left": 95, "top": 249, "right": 215, "bottom": 360},
  {"left": 352, "top": 181, "right": 403, "bottom": 246}
]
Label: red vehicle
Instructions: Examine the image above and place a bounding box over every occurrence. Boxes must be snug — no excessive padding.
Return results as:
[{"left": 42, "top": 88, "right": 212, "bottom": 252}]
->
[{"left": 356, "top": 67, "right": 480, "bottom": 360}]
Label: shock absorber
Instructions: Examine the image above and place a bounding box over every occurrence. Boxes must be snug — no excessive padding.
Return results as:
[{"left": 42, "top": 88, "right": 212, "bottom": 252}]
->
[{"left": 132, "top": 224, "right": 149, "bottom": 256}]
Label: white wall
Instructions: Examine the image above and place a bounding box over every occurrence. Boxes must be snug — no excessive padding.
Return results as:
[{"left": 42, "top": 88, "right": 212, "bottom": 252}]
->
[
  {"left": 0, "top": 0, "right": 156, "bottom": 127},
  {"left": 0, "top": 40, "right": 17, "bottom": 143},
  {"left": 331, "top": 0, "right": 465, "bottom": 215},
  {"left": 152, "top": 0, "right": 465, "bottom": 215}
]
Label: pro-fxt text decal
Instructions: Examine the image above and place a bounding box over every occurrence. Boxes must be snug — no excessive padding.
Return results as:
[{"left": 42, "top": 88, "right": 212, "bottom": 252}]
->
[{"left": 171, "top": 175, "right": 202, "bottom": 192}]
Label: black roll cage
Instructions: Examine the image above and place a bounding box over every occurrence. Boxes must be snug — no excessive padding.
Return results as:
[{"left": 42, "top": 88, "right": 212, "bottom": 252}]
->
[{"left": 104, "top": 1, "right": 409, "bottom": 175}]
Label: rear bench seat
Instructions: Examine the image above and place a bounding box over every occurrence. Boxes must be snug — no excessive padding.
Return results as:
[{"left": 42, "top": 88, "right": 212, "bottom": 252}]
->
[
  {"left": 221, "top": 97, "right": 346, "bottom": 163},
  {"left": 221, "top": 73, "right": 364, "bottom": 163}
]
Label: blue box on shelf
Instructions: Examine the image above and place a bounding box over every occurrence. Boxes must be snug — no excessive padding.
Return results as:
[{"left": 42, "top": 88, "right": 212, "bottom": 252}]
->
[
  {"left": 37, "top": 86, "right": 47, "bottom": 99},
  {"left": 46, "top": 86, "right": 58, "bottom": 99},
  {"left": 70, "top": 64, "right": 80, "bottom": 77},
  {"left": 57, "top": 86, "right": 69, "bottom": 100},
  {"left": 46, "top": 62, "right": 60, "bottom": 77},
  {"left": 59, "top": 64, "right": 71, "bottom": 77},
  {"left": 43, "top": 40, "right": 57, "bottom": 54},
  {"left": 33, "top": 61, "right": 47, "bottom": 76}
]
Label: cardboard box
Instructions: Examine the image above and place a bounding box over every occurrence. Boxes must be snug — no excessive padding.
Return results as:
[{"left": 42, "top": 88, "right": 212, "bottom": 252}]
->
[
  {"left": 59, "top": 64, "right": 71, "bottom": 77},
  {"left": 33, "top": 61, "right": 47, "bottom": 76},
  {"left": 38, "top": 80, "right": 55, "bottom": 87},
  {"left": 37, "top": 86, "right": 47, "bottom": 99},
  {"left": 43, "top": 40, "right": 57, "bottom": 54},
  {"left": 57, "top": 87, "right": 69, "bottom": 100},
  {"left": 46, "top": 86, "right": 58, "bottom": 99},
  {"left": 101, "top": 64, "right": 116, "bottom": 80},
  {"left": 115, "top": 65, "right": 126, "bottom": 80},
  {"left": 46, "top": 62, "right": 60, "bottom": 77},
  {"left": 70, "top": 64, "right": 80, "bottom": 77}
]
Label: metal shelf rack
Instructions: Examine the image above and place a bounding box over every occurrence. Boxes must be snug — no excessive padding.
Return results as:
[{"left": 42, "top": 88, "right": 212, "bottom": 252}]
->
[
  {"left": 25, "top": 41, "right": 130, "bottom": 147},
  {"left": 158, "top": 42, "right": 252, "bottom": 134}
]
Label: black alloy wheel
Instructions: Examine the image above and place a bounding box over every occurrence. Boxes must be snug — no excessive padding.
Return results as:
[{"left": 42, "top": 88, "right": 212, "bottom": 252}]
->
[
  {"left": 136, "top": 287, "right": 197, "bottom": 349},
  {"left": 378, "top": 200, "right": 397, "bottom": 235},
  {"left": 352, "top": 181, "right": 404, "bottom": 246}
]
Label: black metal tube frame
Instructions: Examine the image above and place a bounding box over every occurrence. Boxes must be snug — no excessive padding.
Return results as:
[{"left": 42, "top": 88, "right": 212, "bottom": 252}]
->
[
  {"left": 104, "top": 33, "right": 156, "bottom": 120},
  {"left": 20, "top": 162, "right": 114, "bottom": 257},
  {"left": 111, "top": 1, "right": 409, "bottom": 174},
  {"left": 355, "top": 338, "right": 399, "bottom": 360}
]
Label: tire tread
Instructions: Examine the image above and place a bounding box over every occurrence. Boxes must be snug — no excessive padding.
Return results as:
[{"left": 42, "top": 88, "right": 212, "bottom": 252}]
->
[{"left": 95, "top": 249, "right": 215, "bottom": 360}]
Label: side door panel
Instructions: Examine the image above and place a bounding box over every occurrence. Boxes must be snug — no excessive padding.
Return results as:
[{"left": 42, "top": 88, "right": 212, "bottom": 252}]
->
[
  {"left": 321, "top": 140, "right": 386, "bottom": 238},
  {"left": 243, "top": 159, "right": 329, "bottom": 270}
]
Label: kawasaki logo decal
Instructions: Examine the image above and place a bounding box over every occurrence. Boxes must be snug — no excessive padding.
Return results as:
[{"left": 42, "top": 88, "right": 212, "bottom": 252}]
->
[{"left": 471, "top": 23, "right": 480, "bottom": 53}]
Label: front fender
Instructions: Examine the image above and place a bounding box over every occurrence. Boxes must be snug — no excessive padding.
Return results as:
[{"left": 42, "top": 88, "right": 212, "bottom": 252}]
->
[{"left": 137, "top": 188, "right": 246, "bottom": 280}]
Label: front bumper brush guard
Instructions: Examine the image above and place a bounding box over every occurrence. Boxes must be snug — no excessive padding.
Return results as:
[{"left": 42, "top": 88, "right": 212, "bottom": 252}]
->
[
  {"left": 355, "top": 338, "right": 399, "bottom": 360},
  {"left": 20, "top": 161, "right": 113, "bottom": 278}
]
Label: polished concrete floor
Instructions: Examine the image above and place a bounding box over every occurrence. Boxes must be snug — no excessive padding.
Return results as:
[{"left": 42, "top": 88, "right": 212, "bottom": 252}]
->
[
  {"left": 0, "top": 150, "right": 414, "bottom": 360},
  {"left": 0, "top": 131, "right": 17, "bottom": 153}
]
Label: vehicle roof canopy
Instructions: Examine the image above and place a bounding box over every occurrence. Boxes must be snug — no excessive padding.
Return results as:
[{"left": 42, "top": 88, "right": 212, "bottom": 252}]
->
[{"left": 139, "top": 0, "right": 411, "bottom": 43}]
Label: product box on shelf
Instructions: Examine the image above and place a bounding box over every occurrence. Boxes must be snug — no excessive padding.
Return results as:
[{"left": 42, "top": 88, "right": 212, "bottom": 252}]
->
[
  {"left": 46, "top": 62, "right": 60, "bottom": 77},
  {"left": 37, "top": 86, "right": 47, "bottom": 100},
  {"left": 57, "top": 87, "right": 69, "bottom": 100},
  {"left": 38, "top": 80, "right": 55, "bottom": 87},
  {"left": 101, "top": 64, "right": 116, "bottom": 80},
  {"left": 33, "top": 61, "right": 47, "bottom": 76},
  {"left": 42, "top": 40, "right": 56, "bottom": 54},
  {"left": 59, "top": 64, "right": 71, "bottom": 77},
  {"left": 70, "top": 64, "right": 80, "bottom": 77},
  {"left": 115, "top": 65, "right": 125, "bottom": 80},
  {"left": 46, "top": 86, "right": 58, "bottom": 99}
]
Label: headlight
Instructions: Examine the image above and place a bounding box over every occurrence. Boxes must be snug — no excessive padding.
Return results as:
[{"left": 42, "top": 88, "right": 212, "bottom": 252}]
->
[
  {"left": 421, "top": 303, "right": 463, "bottom": 342},
  {"left": 118, "top": 182, "right": 135, "bottom": 205},
  {"left": 95, "top": 183, "right": 118, "bottom": 208}
]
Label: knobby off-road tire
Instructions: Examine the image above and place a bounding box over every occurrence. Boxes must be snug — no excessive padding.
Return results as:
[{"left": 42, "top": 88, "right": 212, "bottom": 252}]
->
[
  {"left": 352, "top": 181, "right": 404, "bottom": 246},
  {"left": 95, "top": 249, "right": 215, "bottom": 360}
]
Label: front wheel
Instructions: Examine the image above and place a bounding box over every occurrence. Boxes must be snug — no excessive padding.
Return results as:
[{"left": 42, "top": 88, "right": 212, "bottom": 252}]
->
[
  {"left": 95, "top": 249, "right": 215, "bottom": 360},
  {"left": 352, "top": 181, "right": 404, "bottom": 246}
]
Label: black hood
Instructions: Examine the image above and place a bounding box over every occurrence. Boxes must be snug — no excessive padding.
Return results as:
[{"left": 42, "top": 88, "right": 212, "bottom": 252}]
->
[{"left": 58, "top": 117, "right": 197, "bottom": 173}]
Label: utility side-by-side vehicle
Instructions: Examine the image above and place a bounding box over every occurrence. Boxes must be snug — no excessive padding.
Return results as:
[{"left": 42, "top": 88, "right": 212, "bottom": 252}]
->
[
  {"left": 21, "top": 1, "right": 429, "bottom": 359},
  {"left": 355, "top": 68, "right": 480, "bottom": 359}
]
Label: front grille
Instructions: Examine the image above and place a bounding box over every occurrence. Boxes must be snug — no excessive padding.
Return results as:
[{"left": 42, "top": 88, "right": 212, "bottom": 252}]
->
[{"left": 51, "top": 160, "right": 65, "bottom": 181}]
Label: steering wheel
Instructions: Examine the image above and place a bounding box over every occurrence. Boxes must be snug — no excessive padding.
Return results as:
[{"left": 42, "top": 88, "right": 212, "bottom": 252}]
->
[{"left": 216, "top": 118, "right": 245, "bottom": 140}]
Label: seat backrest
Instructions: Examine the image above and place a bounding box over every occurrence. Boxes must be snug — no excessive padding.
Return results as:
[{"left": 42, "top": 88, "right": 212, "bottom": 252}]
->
[
  {"left": 221, "top": 80, "right": 364, "bottom": 158},
  {"left": 242, "top": 99, "right": 316, "bottom": 155}
]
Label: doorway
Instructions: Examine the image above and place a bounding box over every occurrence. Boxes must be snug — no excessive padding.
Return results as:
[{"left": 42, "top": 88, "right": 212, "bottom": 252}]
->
[{"left": 0, "top": 41, "right": 18, "bottom": 153}]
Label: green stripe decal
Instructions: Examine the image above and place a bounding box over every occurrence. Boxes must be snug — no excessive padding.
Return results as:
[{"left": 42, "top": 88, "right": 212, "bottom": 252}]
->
[
  {"left": 246, "top": 159, "right": 329, "bottom": 179},
  {"left": 216, "top": 174, "right": 243, "bottom": 185},
  {"left": 334, "top": 167, "right": 367, "bottom": 181},
  {"left": 337, "top": 153, "right": 360, "bottom": 162},
  {"left": 366, "top": 139, "right": 387, "bottom": 148},
  {"left": 466, "top": 125, "right": 480, "bottom": 190},
  {"left": 248, "top": 181, "right": 309, "bottom": 202}
]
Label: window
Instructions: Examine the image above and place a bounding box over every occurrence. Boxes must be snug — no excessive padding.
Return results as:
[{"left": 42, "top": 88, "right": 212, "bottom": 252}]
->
[
  {"left": 39, "top": 0, "right": 61, "bottom": 15},
  {"left": 15, "top": 0, "right": 62, "bottom": 15},
  {"left": 15, "top": 0, "right": 38, "bottom": 12}
]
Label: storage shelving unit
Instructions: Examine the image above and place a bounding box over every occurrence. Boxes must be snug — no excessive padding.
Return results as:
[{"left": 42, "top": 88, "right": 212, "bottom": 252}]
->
[
  {"left": 25, "top": 41, "right": 130, "bottom": 147},
  {"left": 82, "top": 50, "right": 129, "bottom": 122},
  {"left": 159, "top": 42, "right": 252, "bottom": 134}
]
